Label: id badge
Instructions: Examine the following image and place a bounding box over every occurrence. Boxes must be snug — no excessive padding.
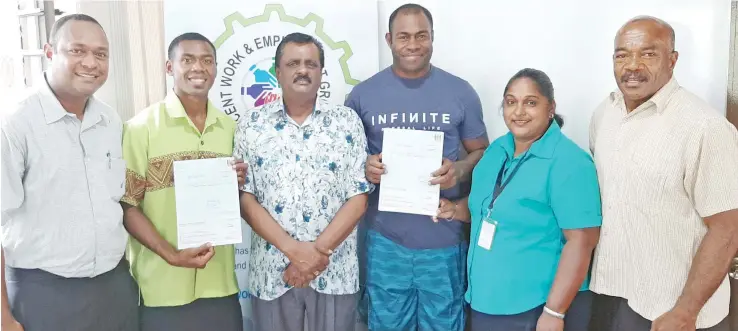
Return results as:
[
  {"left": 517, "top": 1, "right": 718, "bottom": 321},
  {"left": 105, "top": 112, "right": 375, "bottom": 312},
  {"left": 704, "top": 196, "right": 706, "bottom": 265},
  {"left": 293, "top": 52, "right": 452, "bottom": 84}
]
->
[{"left": 477, "top": 211, "right": 498, "bottom": 250}]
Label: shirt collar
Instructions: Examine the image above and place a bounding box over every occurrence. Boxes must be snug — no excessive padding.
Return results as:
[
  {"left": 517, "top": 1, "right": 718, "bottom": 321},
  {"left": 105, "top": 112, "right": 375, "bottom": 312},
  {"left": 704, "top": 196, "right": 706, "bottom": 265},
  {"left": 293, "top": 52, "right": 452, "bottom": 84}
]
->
[
  {"left": 38, "top": 72, "right": 107, "bottom": 125},
  {"left": 265, "top": 96, "right": 327, "bottom": 117},
  {"left": 609, "top": 76, "right": 680, "bottom": 114},
  {"left": 164, "top": 91, "right": 225, "bottom": 128},
  {"left": 500, "top": 121, "right": 563, "bottom": 159}
]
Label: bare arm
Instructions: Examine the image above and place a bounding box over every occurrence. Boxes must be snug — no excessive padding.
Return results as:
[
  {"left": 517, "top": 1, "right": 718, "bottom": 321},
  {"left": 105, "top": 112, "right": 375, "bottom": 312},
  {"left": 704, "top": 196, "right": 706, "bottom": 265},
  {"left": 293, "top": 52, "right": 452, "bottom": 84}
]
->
[
  {"left": 545, "top": 228, "right": 600, "bottom": 313},
  {"left": 543, "top": 154, "right": 602, "bottom": 316},
  {"left": 453, "top": 84, "right": 488, "bottom": 184},
  {"left": 122, "top": 203, "right": 177, "bottom": 264},
  {"left": 455, "top": 137, "right": 489, "bottom": 183},
  {"left": 673, "top": 209, "right": 738, "bottom": 316},
  {"left": 315, "top": 194, "right": 368, "bottom": 253},
  {"left": 0, "top": 249, "right": 23, "bottom": 331},
  {"left": 431, "top": 138, "right": 488, "bottom": 189},
  {"left": 1, "top": 249, "right": 23, "bottom": 331},
  {"left": 651, "top": 120, "right": 738, "bottom": 330},
  {"left": 2, "top": 248, "right": 13, "bottom": 323},
  {"left": 122, "top": 203, "right": 213, "bottom": 268}
]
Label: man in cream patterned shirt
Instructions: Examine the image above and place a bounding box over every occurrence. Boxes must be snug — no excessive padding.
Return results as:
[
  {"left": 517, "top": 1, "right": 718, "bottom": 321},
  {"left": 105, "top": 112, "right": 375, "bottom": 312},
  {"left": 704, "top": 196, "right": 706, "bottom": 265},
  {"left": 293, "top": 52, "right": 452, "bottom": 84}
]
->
[
  {"left": 234, "top": 32, "right": 373, "bottom": 331},
  {"left": 589, "top": 16, "right": 738, "bottom": 331}
]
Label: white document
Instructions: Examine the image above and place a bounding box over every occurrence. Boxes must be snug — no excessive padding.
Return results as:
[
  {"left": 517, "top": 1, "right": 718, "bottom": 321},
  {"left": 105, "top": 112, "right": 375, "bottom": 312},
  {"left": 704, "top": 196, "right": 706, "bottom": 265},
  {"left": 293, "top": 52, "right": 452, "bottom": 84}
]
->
[
  {"left": 173, "top": 157, "right": 242, "bottom": 250},
  {"left": 378, "top": 128, "right": 444, "bottom": 216}
]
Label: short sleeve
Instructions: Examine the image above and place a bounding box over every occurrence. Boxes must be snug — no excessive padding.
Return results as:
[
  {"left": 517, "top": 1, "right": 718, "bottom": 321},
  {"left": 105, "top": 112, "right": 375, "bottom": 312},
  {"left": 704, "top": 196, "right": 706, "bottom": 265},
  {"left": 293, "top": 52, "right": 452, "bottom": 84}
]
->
[
  {"left": 684, "top": 118, "right": 738, "bottom": 218},
  {"left": 344, "top": 88, "right": 362, "bottom": 117},
  {"left": 589, "top": 97, "right": 608, "bottom": 155},
  {"left": 459, "top": 82, "right": 487, "bottom": 141},
  {"left": 549, "top": 154, "right": 603, "bottom": 230},
  {"left": 1, "top": 119, "right": 27, "bottom": 223},
  {"left": 233, "top": 118, "right": 256, "bottom": 195},
  {"left": 343, "top": 111, "right": 374, "bottom": 199},
  {"left": 588, "top": 112, "right": 598, "bottom": 155},
  {"left": 121, "top": 121, "right": 149, "bottom": 207}
]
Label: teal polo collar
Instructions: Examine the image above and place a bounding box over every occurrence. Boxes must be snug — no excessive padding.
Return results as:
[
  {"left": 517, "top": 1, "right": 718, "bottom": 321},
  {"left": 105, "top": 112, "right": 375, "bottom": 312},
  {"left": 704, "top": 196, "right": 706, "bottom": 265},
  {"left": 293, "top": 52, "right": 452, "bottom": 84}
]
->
[{"left": 499, "top": 121, "right": 563, "bottom": 159}]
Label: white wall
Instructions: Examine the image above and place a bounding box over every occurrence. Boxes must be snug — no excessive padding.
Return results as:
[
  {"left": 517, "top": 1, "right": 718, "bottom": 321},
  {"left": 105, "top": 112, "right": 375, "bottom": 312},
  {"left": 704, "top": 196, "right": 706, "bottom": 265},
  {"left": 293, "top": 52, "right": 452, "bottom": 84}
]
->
[
  {"left": 0, "top": 0, "right": 23, "bottom": 116},
  {"left": 77, "top": 0, "right": 167, "bottom": 120},
  {"left": 378, "top": 0, "right": 732, "bottom": 149}
]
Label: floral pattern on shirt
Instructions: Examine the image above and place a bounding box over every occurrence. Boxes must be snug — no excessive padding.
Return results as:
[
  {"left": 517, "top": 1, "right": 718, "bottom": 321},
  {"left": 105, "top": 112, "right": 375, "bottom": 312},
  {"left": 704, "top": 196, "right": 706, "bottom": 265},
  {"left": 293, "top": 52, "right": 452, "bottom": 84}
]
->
[{"left": 233, "top": 98, "right": 374, "bottom": 300}]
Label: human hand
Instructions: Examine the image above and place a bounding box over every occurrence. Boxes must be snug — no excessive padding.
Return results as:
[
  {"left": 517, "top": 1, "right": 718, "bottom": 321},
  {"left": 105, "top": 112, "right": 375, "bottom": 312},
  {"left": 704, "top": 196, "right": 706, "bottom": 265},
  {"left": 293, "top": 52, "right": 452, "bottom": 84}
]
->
[
  {"left": 650, "top": 307, "right": 697, "bottom": 331},
  {"left": 283, "top": 263, "right": 315, "bottom": 288},
  {"left": 167, "top": 243, "right": 215, "bottom": 269},
  {"left": 432, "top": 198, "right": 457, "bottom": 223},
  {"left": 365, "top": 153, "right": 384, "bottom": 184},
  {"left": 230, "top": 159, "right": 248, "bottom": 187},
  {"left": 536, "top": 311, "right": 564, "bottom": 331},
  {"left": 1, "top": 318, "right": 24, "bottom": 331},
  {"left": 284, "top": 241, "right": 330, "bottom": 277},
  {"left": 430, "top": 158, "right": 457, "bottom": 190}
]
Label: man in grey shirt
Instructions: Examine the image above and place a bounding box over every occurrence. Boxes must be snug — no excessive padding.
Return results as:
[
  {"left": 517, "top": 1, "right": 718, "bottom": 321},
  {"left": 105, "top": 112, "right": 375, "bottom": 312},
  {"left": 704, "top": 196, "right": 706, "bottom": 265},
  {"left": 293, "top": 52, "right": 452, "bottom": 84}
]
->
[{"left": 1, "top": 14, "right": 138, "bottom": 331}]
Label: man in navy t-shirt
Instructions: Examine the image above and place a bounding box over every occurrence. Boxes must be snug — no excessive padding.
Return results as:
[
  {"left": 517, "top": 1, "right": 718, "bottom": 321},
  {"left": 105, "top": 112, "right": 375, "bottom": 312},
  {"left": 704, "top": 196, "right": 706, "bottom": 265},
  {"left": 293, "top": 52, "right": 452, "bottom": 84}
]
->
[{"left": 345, "top": 4, "right": 488, "bottom": 331}]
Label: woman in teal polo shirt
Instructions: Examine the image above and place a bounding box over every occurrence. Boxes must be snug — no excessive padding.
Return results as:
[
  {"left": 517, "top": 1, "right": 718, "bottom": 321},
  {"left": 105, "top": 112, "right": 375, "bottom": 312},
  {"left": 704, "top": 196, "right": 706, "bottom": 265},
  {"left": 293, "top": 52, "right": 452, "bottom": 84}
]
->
[{"left": 435, "top": 68, "right": 601, "bottom": 331}]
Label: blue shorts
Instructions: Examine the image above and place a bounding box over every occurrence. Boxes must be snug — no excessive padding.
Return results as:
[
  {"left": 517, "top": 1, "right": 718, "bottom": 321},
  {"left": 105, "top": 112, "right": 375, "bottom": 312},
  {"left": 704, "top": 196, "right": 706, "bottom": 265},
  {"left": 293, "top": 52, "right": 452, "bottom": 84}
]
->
[{"left": 365, "top": 230, "right": 468, "bottom": 331}]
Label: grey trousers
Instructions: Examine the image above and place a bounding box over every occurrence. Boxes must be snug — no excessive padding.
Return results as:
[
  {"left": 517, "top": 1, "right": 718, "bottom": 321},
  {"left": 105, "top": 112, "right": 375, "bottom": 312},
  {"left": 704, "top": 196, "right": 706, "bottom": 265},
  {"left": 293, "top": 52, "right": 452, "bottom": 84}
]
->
[
  {"left": 251, "top": 287, "right": 358, "bottom": 331},
  {"left": 5, "top": 259, "right": 139, "bottom": 331},
  {"left": 590, "top": 293, "right": 729, "bottom": 331}
]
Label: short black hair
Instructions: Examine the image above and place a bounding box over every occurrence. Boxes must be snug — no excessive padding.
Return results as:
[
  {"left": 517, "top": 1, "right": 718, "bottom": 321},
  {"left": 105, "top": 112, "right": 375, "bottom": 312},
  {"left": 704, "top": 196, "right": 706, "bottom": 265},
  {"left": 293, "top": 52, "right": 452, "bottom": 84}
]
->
[
  {"left": 48, "top": 14, "right": 104, "bottom": 48},
  {"left": 167, "top": 32, "right": 216, "bottom": 60},
  {"left": 274, "top": 32, "right": 325, "bottom": 68},
  {"left": 388, "top": 3, "right": 433, "bottom": 34},
  {"left": 503, "top": 68, "right": 564, "bottom": 128}
]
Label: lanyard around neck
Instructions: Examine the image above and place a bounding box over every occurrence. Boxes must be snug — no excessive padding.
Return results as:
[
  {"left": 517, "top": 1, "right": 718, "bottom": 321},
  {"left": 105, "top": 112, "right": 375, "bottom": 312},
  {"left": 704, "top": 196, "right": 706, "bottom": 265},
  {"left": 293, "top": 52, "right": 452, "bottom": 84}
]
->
[{"left": 488, "top": 152, "right": 528, "bottom": 210}]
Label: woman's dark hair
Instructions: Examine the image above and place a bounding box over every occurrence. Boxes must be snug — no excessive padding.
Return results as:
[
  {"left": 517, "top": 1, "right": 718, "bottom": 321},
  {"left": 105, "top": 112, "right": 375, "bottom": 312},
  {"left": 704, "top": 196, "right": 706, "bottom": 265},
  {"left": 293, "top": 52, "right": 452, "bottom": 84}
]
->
[{"left": 503, "top": 68, "right": 564, "bottom": 128}]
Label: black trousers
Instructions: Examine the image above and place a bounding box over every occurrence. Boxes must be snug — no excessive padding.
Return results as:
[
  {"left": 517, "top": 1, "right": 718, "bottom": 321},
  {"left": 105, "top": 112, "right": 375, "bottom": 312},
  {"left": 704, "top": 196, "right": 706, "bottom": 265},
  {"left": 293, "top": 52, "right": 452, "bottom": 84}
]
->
[
  {"left": 470, "top": 290, "right": 593, "bottom": 331},
  {"left": 589, "top": 293, "right": 729, "bottom": 331}
]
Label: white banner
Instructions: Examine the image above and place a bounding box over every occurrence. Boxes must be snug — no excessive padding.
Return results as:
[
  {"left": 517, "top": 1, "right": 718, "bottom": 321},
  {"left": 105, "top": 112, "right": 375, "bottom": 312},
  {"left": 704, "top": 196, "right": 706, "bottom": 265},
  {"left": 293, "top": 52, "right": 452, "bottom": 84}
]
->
[{"left": 164, "top": 1, "right": 379, "bottom": 329}]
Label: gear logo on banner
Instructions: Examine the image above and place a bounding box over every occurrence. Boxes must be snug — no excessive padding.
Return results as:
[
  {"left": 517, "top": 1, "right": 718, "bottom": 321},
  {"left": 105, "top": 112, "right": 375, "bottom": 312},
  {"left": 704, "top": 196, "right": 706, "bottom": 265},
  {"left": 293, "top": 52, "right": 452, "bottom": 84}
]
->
[{"left": 212, "top": 4, "right": 359, "bottom": 121}]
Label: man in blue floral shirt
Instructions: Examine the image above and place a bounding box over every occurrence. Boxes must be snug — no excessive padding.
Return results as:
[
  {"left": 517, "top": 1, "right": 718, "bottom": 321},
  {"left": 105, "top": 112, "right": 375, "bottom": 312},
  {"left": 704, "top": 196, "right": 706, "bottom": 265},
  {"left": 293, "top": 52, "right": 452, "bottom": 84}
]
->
[{"left": 233, "top": 32, "right": 374, "bottom": 331}]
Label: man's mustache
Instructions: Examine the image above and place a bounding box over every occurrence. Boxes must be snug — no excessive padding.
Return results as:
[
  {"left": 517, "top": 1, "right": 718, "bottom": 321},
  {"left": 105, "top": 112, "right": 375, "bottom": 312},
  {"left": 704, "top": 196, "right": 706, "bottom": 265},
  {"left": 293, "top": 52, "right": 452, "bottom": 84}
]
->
[
  {"left": 621, "top": 71, "right": 648, "bottom": 83},
  {"left": 294, "top": 76, "right": 311, "bottom": 84}
]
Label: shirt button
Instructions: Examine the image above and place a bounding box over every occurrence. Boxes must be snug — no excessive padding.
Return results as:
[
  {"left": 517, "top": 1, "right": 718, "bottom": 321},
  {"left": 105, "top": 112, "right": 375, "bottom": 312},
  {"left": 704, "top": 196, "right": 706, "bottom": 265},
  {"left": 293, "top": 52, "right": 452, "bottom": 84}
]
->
[{"left": 200, "top": 140, "right": 204, "bottom": 145}]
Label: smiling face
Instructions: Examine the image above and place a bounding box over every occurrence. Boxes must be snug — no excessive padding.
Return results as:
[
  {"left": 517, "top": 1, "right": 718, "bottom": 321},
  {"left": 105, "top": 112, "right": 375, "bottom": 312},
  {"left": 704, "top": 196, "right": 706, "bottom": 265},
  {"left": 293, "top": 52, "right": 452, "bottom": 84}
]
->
[
  {"left": 167, "top": 40, "right": 216, "bottom": 98},
  {"left": 45, "top": 20, "right": 109, "bottom": 98},
  {"left": 613, "top": 19, "right": 678, "bottom": 110},
  {"left": 386, "top": 11, "right": 433, "bottom": 78},
  {"left": 503, "top": 77, "right": 555, "bottom": 142},
  {"left": 275, "top": 42, "right": 322, "bottom": 99}
]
